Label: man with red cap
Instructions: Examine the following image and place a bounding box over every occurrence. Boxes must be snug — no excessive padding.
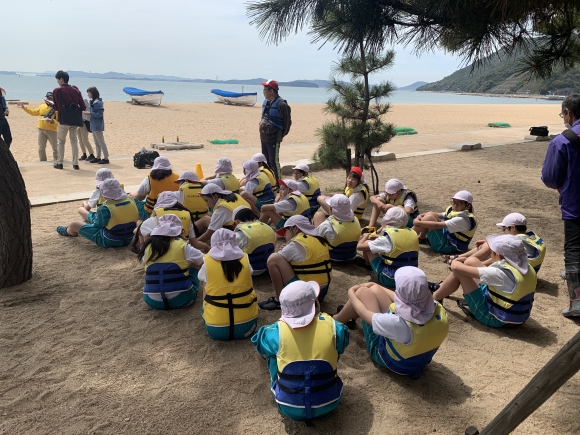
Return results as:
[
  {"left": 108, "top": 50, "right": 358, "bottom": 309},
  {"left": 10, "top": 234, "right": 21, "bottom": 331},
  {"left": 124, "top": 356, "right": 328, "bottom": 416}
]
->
[{"left": 259, "top": 79, "right": 291, "bottom": 180}]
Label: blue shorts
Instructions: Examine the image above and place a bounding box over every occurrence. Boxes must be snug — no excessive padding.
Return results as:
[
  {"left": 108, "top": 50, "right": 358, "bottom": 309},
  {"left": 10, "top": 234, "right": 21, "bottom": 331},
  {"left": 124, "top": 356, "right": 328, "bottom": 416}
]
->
[
  {"left": 370, "top": 257, "right": 396, "bottom": 288},
  {"left": 87, "top": 211, "right": 97, "bottom": 223},
  {"left": 275, "top": 218, "right": 287, "bottom": 230},
  {"left": 204, "top": 317, "right": 258, "bottom": 341},
  {"left": 464, "top": 284, "right": 506, "bottom": 328},
  {"left": 427, "top": 228, "right": 459, "bottom": 254},
  {"left": 143, "top": 268, "right": 200, "bottom": 310},
  {"left": 135, "top": 199, "right": 151, "bottom": 221},
  {"left": 78, "top": 225, "right": 132, "bottom": 248},
  {"left": 361, "top": 320, "right": 388, "bottom": 369}
]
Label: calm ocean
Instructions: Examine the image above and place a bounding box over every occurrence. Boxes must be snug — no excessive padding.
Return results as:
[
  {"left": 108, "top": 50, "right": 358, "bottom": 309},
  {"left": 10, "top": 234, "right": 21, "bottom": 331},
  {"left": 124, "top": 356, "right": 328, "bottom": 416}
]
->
[{"left": 0, "top": 74, "right": 560, "bottom": 105}]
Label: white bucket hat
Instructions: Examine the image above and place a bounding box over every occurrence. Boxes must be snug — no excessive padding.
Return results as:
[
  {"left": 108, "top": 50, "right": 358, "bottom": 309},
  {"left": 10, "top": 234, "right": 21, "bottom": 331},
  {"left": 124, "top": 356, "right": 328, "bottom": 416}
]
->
[
  {"left": 214, "top": 157, "right": 233, "bottom": 175},
  {"left": 99, "top": 179, "right": 127, "bottom": 201},
  {"left": 394, "top": 267, "right": 435, "bottom": 325},
  {"left": 385, "top": 178, "right": 406, "bottom": 194},
  {"left": 95, "top": 168, "right": 114, "bottom": 188},
  {"left": 252, "top": 153, "right": 267, "bottom": 163},
  {"left": 152, "top": 156, "right": 172, "bottom": 171},
  {"left": 209, "top": 228, "right": 245, "bottom": 261},
  {"left": 283, "top": 215, "right": 319, "bottom": 236},
  {"left": 151, "top": 214, "right": 184, "bottom": 237},
  {"left": 451, "top": 190, "right": 473, "bottom": 204},
  {"left": 292, "top": 163, "right": 310, "bottom": 173},
  {"left": 154, "top": 191, "right": 180, "bottom": 209},
  {"left": 325, "top": 194, "right": 354, "bottom": 221},
  {"left": 175, "top": 171, "right": 199, "bottom": 183},
  {"left": 242, "top": 160, "right": 260, "bottom": 181},
  {"left": 382, "top": 207, "right": 409, "bottom": 228},
  {"left": 280, "top": 280, "right": 320, "bottom": 329},
  {"left": 201, "top": 183, "right": 231, "bottom": 195},
  {"left": 486, "top": 234, "right": 529, "bottom": 274},
  {"left": 496, "top": 213, "right": 527, "bottom": 227}
]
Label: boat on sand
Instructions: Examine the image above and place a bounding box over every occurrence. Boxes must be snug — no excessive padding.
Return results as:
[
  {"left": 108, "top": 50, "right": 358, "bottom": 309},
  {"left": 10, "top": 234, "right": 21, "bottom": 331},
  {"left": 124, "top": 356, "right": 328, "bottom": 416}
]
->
[
  {"left": 123, "top": 87, "right": 164, "bottom": 106},
  {"left": 211, "top": 89, "right": 257, "bottom": 106}
]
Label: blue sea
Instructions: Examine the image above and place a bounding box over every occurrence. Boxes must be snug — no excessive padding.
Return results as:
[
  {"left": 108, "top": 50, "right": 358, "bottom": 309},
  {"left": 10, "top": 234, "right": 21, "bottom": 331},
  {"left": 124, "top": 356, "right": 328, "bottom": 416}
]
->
[{"left": 0, "top": 73, "right": 560, "bottom": 105}]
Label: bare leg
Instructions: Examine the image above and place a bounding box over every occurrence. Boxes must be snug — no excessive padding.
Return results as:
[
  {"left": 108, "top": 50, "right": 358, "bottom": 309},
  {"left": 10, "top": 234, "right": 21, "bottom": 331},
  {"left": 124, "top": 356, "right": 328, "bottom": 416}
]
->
[
  {"left": 368, "top": 202, "right": 383, "bottom": 228},
  {"left": 334, "top": 283, "right": 374, "bottom": 323},
  {"left": 194, "top": 216, "right": 211, "bottom": 235},
  {"left": 259, "top": 210, "right": 282, "bottom": 225},
  {"left": 433, "top": 256, "right": 484, "bottom": 300},
  {"left": 313, "top": 211, "right": 327, "bottom": 227},
  {"left": 65, "top": 221, "right": 85, "bottom": 236},
  {"left": 317, "top": 195, "right": 331, "bottom": 215},
  {"left": 78, "top": 207, "right": 90, "bottom": 221},
  {"left": 413, "top": 212, "right": 440, "bottom": 239},
  {"left": 267, "top": 254, "right": 297, "bottom": 299}
]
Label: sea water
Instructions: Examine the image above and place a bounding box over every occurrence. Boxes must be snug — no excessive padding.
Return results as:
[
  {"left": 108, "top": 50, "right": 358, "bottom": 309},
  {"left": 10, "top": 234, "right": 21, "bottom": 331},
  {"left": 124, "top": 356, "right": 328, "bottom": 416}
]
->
[{"left": 0, "top": 74, "right": 560, "bottom": 105}]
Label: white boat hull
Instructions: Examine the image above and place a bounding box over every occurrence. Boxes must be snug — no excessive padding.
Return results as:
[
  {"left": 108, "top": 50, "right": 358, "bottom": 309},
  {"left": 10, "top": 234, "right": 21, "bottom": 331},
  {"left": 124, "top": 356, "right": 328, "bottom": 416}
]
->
[
  {"left": 129, "top": 93, "right": 163, "bottom": 106},
  {"left": 214, "top": 94, "right": 257, "bottom": 106}
]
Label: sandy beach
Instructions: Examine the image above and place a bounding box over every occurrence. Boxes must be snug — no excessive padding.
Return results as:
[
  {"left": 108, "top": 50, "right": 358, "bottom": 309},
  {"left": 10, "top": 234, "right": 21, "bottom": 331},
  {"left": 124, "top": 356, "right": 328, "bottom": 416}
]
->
[{"left": 8, "top": 102, "right": 562, "bottom": 163}]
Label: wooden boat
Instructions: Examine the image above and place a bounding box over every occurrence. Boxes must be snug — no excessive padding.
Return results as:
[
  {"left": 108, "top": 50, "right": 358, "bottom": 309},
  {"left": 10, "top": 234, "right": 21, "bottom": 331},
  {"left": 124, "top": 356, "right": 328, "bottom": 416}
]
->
[
  {"left": 211, "top": 89, "right": 257, "bottom": 106},
  {"left": 123, "top": 87, "right": 164, "bottom": 106}
]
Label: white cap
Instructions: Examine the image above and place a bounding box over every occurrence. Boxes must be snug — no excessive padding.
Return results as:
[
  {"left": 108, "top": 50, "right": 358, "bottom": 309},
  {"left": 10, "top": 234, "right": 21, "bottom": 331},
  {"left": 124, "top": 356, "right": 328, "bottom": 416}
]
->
[
  {"left": 242, "top": 160, "right": 260, "bottom": 181},
  {"left": 151, "top": 214, "right": 183, "bottom": 237},
  {"left": 385, "top": 178, "right": 406, "bottom": 194},
  {"left": 381, "top": 207, "right": 409, "bottom": 228},
  {"left": 252, "top": 153, "right": 267, "bottom": 163},
  {"left": 176, "top": 171, "right": 199, "bottom": 183},
  {"left": 95, "top": 168, "right": 114, "bottom": 187},
  {"left": 214, "top": 157, "right": 233, "bottom": 175},
  {"left": 325, "top": 194, "right": 353, "bottom": 221},
  {"left": 292, "top": 163, "right": 310, "bottom": 173},
  {"left": 279, "top": 280, "right": 320, "bottom": 329},
  {"left": 201, "top": 183, "right": 231, "bottom": 195},
  {"left": 152, "top": 156, "right": 172, "bottom": 171},
  {"left": 279, "top": 179, "right": 302, "bottom": 196},
  {"left": 451, "top": 190, "right": 473, "bottom": 204},
  {"left": 496, "top": 213, "right": 527, "bottom": 227},
  {"left": 209, "top": 229, "right": 244, "bottom": 261},
  {"left": 487, "top": 234, "right": 529, "bottom": 274},
  {"left": 99, "top": 179, "right": 127, "bottom": 201},
  {"left": 284, "top": 215, "right": 319, "bottom": 236},
  {"left": 154, "top": 191, "right": 180, "bottom": 209},
  {"left": 394, "top": 267, "right": 435, "bottom": 325}
]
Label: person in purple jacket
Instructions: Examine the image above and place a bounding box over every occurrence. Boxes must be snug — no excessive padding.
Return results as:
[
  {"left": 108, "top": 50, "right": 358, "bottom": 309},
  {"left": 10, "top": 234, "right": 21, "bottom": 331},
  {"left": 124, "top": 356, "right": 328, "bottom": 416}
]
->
[{"left": 541, "top": 94, "right": 580, "bottom": 318}]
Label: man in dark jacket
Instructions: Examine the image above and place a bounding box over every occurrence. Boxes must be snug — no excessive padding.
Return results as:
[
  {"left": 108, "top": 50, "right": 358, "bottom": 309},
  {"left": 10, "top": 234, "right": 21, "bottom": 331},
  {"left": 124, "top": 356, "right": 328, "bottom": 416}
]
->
[
  {"left": 259, "top": 79, "right": 291, "bottom": 180},
  {"left": 52, "top": 71, "right": 86, "bottom": 170},
  {"left": 541, "top": 94, "right": 580, "bottom": 317},
  {"left": 0, "top": 87, "right": 12, "bottom": 149}
]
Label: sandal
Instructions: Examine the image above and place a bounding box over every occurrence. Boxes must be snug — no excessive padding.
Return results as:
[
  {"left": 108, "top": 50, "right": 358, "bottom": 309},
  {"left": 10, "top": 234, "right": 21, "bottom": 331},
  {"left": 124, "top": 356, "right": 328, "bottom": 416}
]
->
[
  {"left": 457, "top": 299, "right": 475, "bottom": 318},
  {"left": 56, "top": 226, "right": 72, "bottom": 237},
  {"left": 441, "top": 254, "right": 459, "bottom": 265},
  {"left": 428, "top": 281, "right": 441, "bottom": 293}
]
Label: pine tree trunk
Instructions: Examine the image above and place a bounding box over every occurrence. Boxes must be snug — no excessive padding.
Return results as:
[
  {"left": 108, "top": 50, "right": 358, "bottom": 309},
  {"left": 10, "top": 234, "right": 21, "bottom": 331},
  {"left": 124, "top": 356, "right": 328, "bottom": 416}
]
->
[{"left": 0, "top": 138, "right": 33, "bottom": 288}]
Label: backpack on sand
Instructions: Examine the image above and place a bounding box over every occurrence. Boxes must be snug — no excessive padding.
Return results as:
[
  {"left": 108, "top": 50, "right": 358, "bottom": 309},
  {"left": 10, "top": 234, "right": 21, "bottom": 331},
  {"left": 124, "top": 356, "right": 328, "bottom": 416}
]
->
[{"left": 133, "top": 148, "right": 160, "bottom": 169}]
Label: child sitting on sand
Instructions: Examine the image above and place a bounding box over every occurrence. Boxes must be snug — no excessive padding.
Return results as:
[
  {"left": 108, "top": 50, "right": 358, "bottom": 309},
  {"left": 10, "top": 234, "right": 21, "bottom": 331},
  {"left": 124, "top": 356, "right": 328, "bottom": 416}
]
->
[
  {"left": 131, "top": 156, "right": 180, "bottom": 218},
  {"left": 412, "top": 190, "right": 478, "bottom": 254},
  {"left": 317, "top": 166, "right": 368, "bottom": 221},
  {"left": 240, "top": 159, "right": 275, "bottom": 215},
  {"left": 139, "top": 214, "right": 204, "bottom": 310},
  {"left": 292, "top": 163, "right": 321, "bottom": 217},
  {"left": 201, "top": 157, "right": 240, "bottom": 193},
  {"left": 233, "top": 207, "right": 276, "bottom": 276},
  {"left": 313, "top": 194, "right": 361, "bottom": 262},
  {"left": 252, "top": 153, "right": 278, "bottom": 194},
  {"left": 199, "top": 229, "right": 258, "bottom": 341},
  {"left": 367, "top": 178, "right": 419, "bottom": 231},
  {"left": 355, "top": 207, "right": 419, "bottom": 288},
  {"left": 259, "top": 216, "right": 332, "bottom": 310},
  {"left": 57, "top": 179, "right": 139, "bottom": 248},
  {"left": 432, "top": 234, "right": 537, "bottom": 327},
  {"left": 78, "top": 168, "right": 123, "bottom": 221},
  {"left": 258, "top": 179, "right": 311, "bottom": 231},
  {"left": 252, "top": 280, "right": 349, "bottom": 424},
  {"left": 334, "top": 267, "right": 448, "bottom": 379},
  {"left": 441, "top": 212, "right": 546, "bottom": 273},
  {"left": 175, "top": 171, "right": 209, "bottom": 221}
]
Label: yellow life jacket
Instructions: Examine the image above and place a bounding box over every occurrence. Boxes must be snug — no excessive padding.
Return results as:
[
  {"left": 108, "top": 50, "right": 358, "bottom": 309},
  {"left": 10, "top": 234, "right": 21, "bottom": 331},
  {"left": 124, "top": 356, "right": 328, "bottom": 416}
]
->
[
  {"left": 143, "top": 238, "right": 191, "bottom": 302},
  {"left": 379, "top": 226, "right": 420, "bottom": 269},
  {"left": 219, "top": 174, "right": 240, "bottom": 193},
  {"left": 378, "top": 302, "right": 448, "bottom": 377},
  {"left": 290, "top": 234, "right": 332, "bottom": 289},
  {"left": 344, "top": 184, "right": 369, "bottom": 219},
  {"left": 144, "top": 173, "right": 180, "bottom": 214},
  {"left": 516, "top": 231, "right": 546, "bottom": 272},
  {"left": 387, "top": 189, "right": 419, "bottom": 219},
  {"left": 252, "top": 172, "right": 275, "bottom": 203},
  {"left": 326, "top": 216, "right": 361, "bottom": 261},
  {"left": 443, "top": 206, "right": 478, "bottom": 251},
  {"left": 103, "top": 196, "right": 140, "bottom": 241},
  {"left": 301, "top": 175, "right": 321, "bottom": 208},
  {"left": 179, "top": 181, "right": 208, "bottom": 220},
  {"left": 97, "top": 183, "right": 125, "bottom": 208},
  {"left": 274, "top": 314, "right": 343, "bottom": 420},
  {"left": 234, "top": 221, "right": 276, "bottom": 271},
  {"left": 260, "top": 166, "right": 278, "bottom": 193},
  {"left": 202, "top": 254, "right": 258, "bottom": 339},
  {"left": 280, "top": 193, "right": 311, "bottom": 218},
  {"left": 214, "top": 194, "right": 251, "bottom": 228},
  {"left": 485, "top": 261, "right": 537, "bottom": 324},
  {"left": 153, "top": 208, "right": 192, "bottom": 238}
]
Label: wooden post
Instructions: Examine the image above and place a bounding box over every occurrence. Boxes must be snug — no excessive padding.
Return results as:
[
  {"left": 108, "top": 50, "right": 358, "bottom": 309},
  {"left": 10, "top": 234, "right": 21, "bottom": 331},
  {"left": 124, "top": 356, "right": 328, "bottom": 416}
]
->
[{"left": 467, "top": 329, "right": 580, "bottom": 435}]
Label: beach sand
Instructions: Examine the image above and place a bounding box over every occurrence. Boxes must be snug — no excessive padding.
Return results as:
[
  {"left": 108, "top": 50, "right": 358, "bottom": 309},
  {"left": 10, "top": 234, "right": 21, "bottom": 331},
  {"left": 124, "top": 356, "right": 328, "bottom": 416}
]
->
[
  {"left": 8, "top": 102, "right": 562, "bottom": 163},
  {"left": 2, "top": 140, "right": 579, "bottom": 434}
]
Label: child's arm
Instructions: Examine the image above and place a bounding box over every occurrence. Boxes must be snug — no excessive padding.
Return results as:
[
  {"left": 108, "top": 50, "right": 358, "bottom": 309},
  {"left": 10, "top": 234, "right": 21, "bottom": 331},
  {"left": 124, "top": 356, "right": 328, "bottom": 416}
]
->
[
  {"left": 346, "top": 285, "right": 375, "bottom": 324},
  {"left": 450, "top": 257, "right": 481, "bottom": 279},
  {"left": 357, "top": 233, "right": 371, "bottom": 251}
]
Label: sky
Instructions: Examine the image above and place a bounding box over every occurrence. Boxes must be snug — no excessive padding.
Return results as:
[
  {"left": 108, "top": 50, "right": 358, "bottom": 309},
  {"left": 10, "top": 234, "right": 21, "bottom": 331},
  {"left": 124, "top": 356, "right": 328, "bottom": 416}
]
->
[{"left": 4, "top": 0, "right": 464, "bottom": 87}]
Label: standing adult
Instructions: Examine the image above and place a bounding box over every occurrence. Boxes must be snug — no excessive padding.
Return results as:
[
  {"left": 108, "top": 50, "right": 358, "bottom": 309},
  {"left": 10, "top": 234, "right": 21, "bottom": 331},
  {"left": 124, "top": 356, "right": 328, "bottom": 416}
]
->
[
  {"left": 259, "top": 79, "right": 291, "bottom": 179},
  {"left": 52, "top": 70, "right": 86, "bottom": 170},
  {"left": 541, "top": 94, "right": 580, "bottom": 318},
  {"left": 0, "top": 87, "right": 12, "bottom": 148},
  {"left": 17, "top": 92, "right": 58, "bottom": 162}
]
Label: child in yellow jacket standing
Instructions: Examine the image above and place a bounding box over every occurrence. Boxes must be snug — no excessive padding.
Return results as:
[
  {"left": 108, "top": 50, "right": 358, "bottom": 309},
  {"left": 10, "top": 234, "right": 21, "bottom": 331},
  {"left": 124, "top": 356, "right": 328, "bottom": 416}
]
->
[{"left": 17, "top": 92, "right": 58, "bottom": 162}]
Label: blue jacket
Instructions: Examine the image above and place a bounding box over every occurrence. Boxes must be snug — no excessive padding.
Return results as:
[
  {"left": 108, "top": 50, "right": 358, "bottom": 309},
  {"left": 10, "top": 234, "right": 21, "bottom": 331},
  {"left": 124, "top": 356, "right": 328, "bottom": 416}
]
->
[
  {"left": 541, "top": 119, "right": 580, "bottom": 220},
  {"left": 89, "top": 98, "right": 105, "bottom": 132}
]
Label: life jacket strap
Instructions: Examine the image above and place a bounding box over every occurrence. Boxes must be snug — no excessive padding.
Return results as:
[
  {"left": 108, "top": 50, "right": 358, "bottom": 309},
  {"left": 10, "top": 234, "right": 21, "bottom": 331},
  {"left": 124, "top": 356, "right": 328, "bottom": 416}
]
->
[
  {"left": 204, "top": 288, "right": 256, "bottom": 340},
  {"left": 486, "top": 288, "right": 534, "bottom": 306},
  {"left": 276, "top": 376, "right": 338, "bottom": 395},
  {"left": 277, "top": 369, "right": 337, "bottom": 381}
]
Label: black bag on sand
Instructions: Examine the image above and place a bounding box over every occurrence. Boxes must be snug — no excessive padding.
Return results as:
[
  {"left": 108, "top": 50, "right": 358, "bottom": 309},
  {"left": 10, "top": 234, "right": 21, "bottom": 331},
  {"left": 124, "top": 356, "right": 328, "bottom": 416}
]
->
[
  {"left": 133, "top": 148, "right": 160, "bottom": 169},
  {"left": 529, "top": 126, "right": 549, "bottom": 136}
]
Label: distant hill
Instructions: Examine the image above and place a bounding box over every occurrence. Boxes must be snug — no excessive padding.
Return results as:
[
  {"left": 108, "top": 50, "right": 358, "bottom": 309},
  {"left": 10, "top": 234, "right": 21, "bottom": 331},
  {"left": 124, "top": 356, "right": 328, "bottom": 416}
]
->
[
  {"left": 397, "top": 81, "right": 429, "bottom": 91},
  {"left": 417, "top": 51, "right": 580, "bottom": 95}
]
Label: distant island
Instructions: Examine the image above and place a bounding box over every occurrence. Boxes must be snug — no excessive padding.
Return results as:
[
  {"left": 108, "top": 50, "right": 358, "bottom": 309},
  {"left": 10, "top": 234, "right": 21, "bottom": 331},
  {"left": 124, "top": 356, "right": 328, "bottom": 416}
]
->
[{"left": 397, "top": 81, "right": 429, "bottom": 91}]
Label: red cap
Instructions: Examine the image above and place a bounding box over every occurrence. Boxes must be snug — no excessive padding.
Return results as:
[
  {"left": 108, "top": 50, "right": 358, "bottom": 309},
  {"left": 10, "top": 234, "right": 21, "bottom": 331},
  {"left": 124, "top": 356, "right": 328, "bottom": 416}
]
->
[
  {"left": 276, "top": 227, "right": 287, "bottom": 237},
  {"left": 278, "top": 179, "right": 287, "bottom": 187},
  {"left": 349, "top": 167, "right": 362, "bottom": 178},
  {"left": 261, "top": 79, "right": 279, "bottom": 91}
]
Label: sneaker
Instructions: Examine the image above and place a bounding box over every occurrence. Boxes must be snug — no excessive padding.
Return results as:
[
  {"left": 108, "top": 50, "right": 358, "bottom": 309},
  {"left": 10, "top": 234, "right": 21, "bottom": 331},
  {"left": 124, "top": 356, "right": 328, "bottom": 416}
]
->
[
  {"left": 354, "top": 256, "right": 372, "bottom": 271},
  {"left": 73, "top": 165, "right": 80, "bottom": 170},
  {"left": 56, "top": 226, "right": 70, "bottom": 236},
  {"left": 89, "top": 157, "right": 100, "bottom": 163},
  {"left": 86, "top": 153, "right": 95, "bottom": 162},
  {"left": 79, "top": 153, "right": 87, "bottom": 161},
  {"left": 98, "top": 158, "right": 110, "bottom": 164},
  {"left": 53, "top": 163, "right": 63, "bottom": 170},
  {"left": 258, "top": 297, "right": 281, "bottom": 310}
]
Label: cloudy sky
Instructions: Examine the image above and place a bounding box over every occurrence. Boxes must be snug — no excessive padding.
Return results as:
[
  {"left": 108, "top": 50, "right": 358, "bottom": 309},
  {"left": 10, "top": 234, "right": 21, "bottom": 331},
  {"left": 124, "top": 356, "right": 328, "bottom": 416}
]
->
[{"left": 5, "top": 0, "right": 463, "bottom": 86}]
